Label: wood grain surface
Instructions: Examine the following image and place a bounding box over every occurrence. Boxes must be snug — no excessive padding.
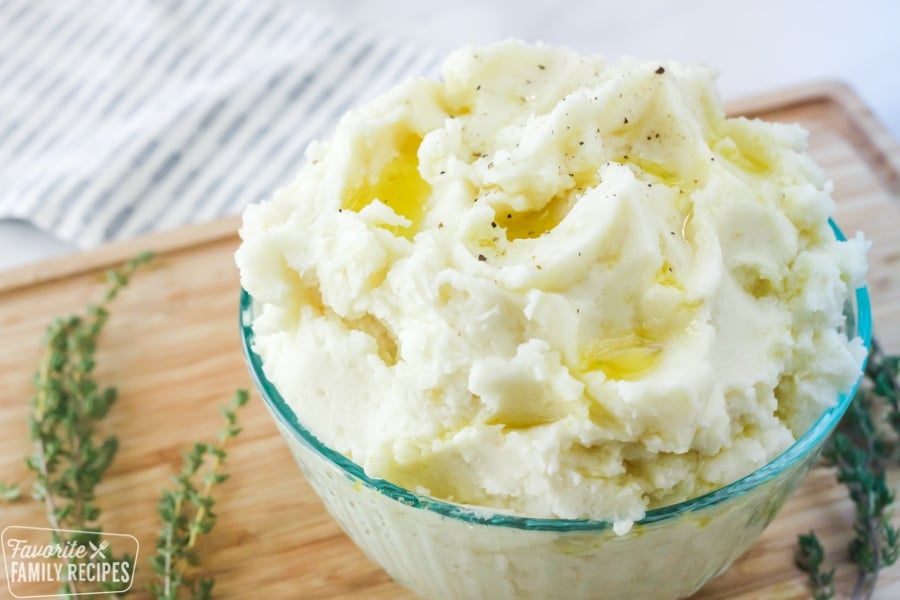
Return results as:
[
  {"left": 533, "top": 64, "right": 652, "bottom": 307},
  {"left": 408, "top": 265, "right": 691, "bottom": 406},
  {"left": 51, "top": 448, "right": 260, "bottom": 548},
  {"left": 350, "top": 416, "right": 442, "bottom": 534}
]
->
[{"left": 1, "top": 82, "right": 899, "bottom": 599}]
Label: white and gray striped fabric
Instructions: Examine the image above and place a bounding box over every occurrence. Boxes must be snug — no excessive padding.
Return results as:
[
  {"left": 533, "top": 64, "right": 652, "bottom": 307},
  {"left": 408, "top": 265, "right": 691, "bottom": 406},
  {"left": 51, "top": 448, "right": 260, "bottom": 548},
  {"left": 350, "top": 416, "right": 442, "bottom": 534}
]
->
[{"left": 0, "top": 0, "right": 438, "bottom": 248}]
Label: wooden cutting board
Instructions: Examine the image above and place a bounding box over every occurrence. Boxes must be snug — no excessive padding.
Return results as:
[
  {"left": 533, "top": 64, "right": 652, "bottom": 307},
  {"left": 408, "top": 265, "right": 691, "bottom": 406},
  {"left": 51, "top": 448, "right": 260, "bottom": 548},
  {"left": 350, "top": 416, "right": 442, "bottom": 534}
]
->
[{"left": 1, "top": 82, "right": 899, "bottom": 599}]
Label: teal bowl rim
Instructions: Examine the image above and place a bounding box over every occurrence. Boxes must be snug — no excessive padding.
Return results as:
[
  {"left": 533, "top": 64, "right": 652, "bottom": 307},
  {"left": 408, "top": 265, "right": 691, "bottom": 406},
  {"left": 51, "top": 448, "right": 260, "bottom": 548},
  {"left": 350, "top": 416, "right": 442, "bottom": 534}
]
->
[{"left": 239, "top": 219, "right": 871, "bottom": 532}]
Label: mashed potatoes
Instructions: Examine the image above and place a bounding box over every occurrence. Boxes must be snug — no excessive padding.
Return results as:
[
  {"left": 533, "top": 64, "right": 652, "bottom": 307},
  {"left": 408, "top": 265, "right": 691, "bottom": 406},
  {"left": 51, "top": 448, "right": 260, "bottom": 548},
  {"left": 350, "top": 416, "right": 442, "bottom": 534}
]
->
[{"left": 236, "top": 40, "right": 867, "bottom": 532}]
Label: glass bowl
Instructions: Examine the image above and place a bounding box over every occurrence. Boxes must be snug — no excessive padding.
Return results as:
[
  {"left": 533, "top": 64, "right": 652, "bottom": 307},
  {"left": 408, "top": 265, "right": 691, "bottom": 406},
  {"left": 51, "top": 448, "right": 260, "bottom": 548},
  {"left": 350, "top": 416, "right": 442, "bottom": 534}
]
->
[{"left": 239, "top": 221, "right": 871, "bottom": 600}]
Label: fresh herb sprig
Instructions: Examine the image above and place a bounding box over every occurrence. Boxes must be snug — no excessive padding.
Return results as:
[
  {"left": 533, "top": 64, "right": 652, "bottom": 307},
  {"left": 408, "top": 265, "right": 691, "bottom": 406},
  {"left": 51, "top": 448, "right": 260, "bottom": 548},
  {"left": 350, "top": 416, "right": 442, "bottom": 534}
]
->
[
  {"left": 151, "top": 389, "right": 249, "bottom": 600},
  {"left": 796, "top": 338, "right": 900, "bottom": 600},
  {"left": 869, "top": 337, "right": 900, "bottom": 440},
  {"left": 24, "top": 251, "right": 152, "bottom": 595},
  {"left": 797, "top": 531, "right": 836, "bottom": 600},
  {"left": 2, "top": 253, "right": 248, "bottom": 597}
]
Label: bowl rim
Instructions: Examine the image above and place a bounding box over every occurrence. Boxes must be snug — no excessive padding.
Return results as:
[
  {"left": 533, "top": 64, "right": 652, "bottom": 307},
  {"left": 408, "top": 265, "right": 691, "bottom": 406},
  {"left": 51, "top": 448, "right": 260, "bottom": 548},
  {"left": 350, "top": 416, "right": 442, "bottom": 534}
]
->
[{"left": 239, "top": 219, "right": 872, "bottom": 532}]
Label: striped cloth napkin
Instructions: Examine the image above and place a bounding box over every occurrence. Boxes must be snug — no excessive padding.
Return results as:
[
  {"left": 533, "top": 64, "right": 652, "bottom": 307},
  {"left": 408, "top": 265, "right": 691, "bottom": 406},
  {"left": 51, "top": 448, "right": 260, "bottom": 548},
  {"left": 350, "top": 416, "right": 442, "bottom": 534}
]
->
[{"left": 0, "top": 0, "right": 438, "bottom": 248}]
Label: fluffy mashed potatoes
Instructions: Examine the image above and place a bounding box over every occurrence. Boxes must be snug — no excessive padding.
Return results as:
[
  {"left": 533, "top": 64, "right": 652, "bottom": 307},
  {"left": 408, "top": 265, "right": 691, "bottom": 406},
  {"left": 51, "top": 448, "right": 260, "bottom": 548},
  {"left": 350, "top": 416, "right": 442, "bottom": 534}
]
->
[{"left": 237, "top": 40, "right": 867, "bottom": 531}]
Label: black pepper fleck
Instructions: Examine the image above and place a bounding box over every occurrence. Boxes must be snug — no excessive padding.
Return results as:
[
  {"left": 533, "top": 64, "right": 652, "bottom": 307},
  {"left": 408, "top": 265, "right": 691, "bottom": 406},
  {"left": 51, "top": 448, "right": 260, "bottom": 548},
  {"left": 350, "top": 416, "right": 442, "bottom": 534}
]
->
[
  {"left": 476, "top": 85, "right": 481, "bottom": 90},
  {"left": 478, "top": 254, "right": 487, "bottom": 262},
  {"left": 491, "top": 221, "right": 497, "bottom": 228},
  {"left": 538, "top": 64, "right": 546, "bottom": 70},
  {"left": 623, "top": 117, "right": 629, "bottom": 124},
  {"left": 655, "top": 66, "right": 665, "bottom": 74}
]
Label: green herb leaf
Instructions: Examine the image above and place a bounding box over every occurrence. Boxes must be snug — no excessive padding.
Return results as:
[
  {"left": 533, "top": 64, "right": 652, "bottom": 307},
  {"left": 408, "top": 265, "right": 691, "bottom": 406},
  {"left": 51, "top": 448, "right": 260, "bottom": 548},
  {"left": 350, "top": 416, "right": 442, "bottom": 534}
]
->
[{"left": 0, "top": 482, "right": 21, "bottom": 502}]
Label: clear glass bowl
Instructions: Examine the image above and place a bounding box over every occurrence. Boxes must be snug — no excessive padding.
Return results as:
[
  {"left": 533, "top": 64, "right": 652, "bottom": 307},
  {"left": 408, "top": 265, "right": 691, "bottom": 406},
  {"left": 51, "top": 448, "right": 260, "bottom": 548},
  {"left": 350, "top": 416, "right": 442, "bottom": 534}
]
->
[{"left": 239, "top": 221, "right": 871, "bottom": 600}]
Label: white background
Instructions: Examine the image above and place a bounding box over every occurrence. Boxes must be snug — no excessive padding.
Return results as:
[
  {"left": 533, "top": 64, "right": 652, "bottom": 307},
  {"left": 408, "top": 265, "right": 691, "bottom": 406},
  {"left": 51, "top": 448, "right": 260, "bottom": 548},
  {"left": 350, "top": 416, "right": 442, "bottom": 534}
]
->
[{"left": 2, "top": 0, "right": 898, "bottom": 271}]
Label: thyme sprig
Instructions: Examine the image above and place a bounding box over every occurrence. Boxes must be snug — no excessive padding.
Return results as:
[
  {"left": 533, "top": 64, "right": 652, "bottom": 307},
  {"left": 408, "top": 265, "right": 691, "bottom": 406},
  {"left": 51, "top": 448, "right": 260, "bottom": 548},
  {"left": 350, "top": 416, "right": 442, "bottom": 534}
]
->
[
  {"left": 796, "top": 338, "right": 900, "bottom": 600},
  {"left": 2, "top": 252, "right": 247, "bottom": 598},
  {"left": 23, "top": 251, "right": 151, "bottom": 595},
  {"left": 151, "top": 389, "right": 249, "bottom": 600},
  {"left": 797, "top": 532, "right": 836, "bottom": 600}
]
